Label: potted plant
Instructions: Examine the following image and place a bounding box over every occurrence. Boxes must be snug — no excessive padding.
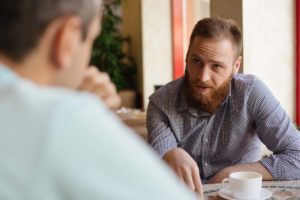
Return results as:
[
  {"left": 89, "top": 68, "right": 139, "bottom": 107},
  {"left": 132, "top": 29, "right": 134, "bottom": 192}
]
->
[{"left": 91, "top": 0, "right": 137, "bottom": 107}]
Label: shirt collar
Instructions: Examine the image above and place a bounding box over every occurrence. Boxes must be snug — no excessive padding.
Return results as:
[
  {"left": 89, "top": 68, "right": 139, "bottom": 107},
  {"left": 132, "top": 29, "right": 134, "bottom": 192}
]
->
[
  {"left": 0, "top": 63, "right": 19, "bottom": 83},
  {"left": 175, "top": 82, "right": 189, "bottom": 112}
]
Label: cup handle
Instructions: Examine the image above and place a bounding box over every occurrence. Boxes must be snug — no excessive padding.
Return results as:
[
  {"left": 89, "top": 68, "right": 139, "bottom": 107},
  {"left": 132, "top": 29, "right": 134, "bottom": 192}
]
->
[{"left": 221, "top": 178, "right": 229, "bottom": 190}]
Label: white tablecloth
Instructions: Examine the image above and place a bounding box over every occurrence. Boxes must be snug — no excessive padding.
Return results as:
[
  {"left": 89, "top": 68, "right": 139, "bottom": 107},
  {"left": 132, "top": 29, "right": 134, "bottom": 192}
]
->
[{"left": 203, "top": 180, "right": 300, "bottom": 199}]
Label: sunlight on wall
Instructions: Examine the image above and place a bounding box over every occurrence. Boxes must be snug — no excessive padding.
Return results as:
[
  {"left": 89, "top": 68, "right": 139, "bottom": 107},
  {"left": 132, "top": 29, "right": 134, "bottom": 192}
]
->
[
  {"left": 141, "top": 0, "right": 173, "bottom": 108},
  {"left": 243, "top": 0, "right": 295, "bottom": 120}
]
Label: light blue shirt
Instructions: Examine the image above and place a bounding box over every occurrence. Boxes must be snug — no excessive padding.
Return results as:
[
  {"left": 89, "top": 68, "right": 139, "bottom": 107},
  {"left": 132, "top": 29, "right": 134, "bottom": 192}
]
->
[{"left": 0, "top": 64, "right": 196, "bottom": 200}]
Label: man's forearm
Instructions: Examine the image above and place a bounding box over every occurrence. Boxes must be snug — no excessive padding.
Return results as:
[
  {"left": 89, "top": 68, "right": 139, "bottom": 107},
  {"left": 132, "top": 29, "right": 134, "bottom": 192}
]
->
[{"left": 207, "top": 162, "right": 273, "bottom": 184}]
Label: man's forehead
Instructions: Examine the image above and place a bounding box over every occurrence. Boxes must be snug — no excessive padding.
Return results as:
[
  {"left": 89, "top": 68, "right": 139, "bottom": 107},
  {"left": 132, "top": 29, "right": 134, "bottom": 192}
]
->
[
  {"left": 190, "top": 37, "right": 235, "bottom": 58},
  {"left": 191, "top": 36, "right": 234, "bottom": 48}
]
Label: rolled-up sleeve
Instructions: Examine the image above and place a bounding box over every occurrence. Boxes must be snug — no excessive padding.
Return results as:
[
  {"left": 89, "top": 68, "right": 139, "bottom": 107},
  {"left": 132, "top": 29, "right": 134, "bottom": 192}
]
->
[
  {"left": 249, "top": 78, "right": 300, "bottom": 180},
  {"left": 147, "top": 101, "right": 178, "bottom": 157}
]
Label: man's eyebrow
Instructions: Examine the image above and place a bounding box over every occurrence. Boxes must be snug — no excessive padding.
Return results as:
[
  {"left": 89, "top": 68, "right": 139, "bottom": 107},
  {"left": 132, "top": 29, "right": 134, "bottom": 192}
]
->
[
  {"left": 190, "top": 53, "right": 202, "bottom": 58},
  {"left": 208, "top": 59, "right": 225, "bottom": 65},
  {"left": 190, "top": 53, "right": 224, "bottom": 64}
]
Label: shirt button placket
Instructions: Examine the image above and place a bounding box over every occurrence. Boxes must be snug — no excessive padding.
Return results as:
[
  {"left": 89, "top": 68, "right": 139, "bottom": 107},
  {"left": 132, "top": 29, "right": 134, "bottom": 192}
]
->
[
  {"left": 201, "top": 137, "right": 209, "bottom": 177},
  {"left": 201, "top": 116, "right": 213, "bottom": 179}
]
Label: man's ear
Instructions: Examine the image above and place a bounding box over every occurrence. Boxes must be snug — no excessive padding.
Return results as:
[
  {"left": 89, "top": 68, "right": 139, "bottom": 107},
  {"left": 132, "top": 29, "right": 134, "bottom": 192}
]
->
[
  {"left": 51, "top": 16, "right": 82, "bottom": 70},
  {"left": 233, "top": 56, "right": 242, "bottom": 74}
]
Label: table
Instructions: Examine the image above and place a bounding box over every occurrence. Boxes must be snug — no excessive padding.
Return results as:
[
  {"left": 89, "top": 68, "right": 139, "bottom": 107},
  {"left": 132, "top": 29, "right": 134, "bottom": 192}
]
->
[
  {"left": 116, "top": 109, "right": 147, "bottom": 140},
  {"left": 203, "top": 180, "right": 300, "bottom": 199}
]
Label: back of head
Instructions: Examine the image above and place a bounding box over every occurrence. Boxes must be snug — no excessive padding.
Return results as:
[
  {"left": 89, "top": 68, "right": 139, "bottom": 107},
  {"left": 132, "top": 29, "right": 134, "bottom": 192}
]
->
[
  {"left": 0, "top": 0, "right": 101, "bottom": 61},
  {"left": 189, "top": 16, "right": 242, "bottom": 57}
]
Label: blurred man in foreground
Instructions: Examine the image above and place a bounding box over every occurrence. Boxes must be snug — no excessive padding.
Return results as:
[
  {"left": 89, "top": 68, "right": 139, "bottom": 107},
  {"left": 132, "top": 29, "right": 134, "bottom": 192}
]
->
[{"left": 0, "top": 0, "right": 200, "bottom": 199}]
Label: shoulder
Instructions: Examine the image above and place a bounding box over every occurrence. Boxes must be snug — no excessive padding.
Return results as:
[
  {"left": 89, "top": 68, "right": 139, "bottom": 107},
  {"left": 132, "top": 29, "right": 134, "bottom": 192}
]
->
[
  {"left": 233, "top": 74, "right": 274, "bottom": 97},
  {"left": 13, "top": 79, "right": 115, "bottom": 129},
  {"left": 43, "top": 88, "right": 116, "bottom": 130},
  {"left": 232, "top": 74, "right": 280, "bottom": 114},
  {"left": 16, "top": 79, "right": 104, "bottom": 114},
  {"left": 232, "top": 74, "right": 268, "bottom": 98},
  {"left": 148, "top": 77, "right": 183, "bottom": 108},
  {"left": 232, "top": 74, "right": 258, "bottom": 92}
]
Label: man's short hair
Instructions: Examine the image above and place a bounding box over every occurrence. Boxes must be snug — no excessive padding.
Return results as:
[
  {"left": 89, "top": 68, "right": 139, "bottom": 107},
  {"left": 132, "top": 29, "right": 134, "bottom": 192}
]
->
[
  {"left": 0, "top": 0, "right": 101, "bottom": 61},
  {"left": 189, "top": 16, "right": 242, "bottom": 58}
]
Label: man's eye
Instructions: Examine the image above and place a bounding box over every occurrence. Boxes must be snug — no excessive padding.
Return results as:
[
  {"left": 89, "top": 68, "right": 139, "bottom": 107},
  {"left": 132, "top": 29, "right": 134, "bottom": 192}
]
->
[
  {"left": 192, "top": 58, "right": 201, "bottom": 64},
  {"left": 212, "top": 64, "right": 221, "bottom": 68}
]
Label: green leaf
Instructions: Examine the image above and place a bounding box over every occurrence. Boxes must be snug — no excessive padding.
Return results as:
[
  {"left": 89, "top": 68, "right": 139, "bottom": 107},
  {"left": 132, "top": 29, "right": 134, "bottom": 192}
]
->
[{"left": 90, "top": 0, "right": 136, "bottom": 91}]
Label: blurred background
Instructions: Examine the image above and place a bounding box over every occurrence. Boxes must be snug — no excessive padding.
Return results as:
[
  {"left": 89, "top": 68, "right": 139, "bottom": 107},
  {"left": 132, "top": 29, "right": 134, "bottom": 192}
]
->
[{"left": 90, "top": 0, "right": 299, "bottom": 128}]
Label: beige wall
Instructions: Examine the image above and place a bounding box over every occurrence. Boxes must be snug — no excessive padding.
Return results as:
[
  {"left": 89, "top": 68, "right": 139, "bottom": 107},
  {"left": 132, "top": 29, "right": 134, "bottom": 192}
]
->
[
  {"left": 141, "top": 0, "right": 173, "bottom": 108},
  {"left": 243, "top": 0, "right": 295, "bottom": 120},
  {"left": 123, "top": 0, "right": 173, "bottom": 108}
]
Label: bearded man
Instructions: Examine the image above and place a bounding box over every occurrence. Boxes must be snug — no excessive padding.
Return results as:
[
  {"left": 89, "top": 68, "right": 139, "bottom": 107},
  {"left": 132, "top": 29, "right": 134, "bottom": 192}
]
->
[{"left": 147, "top": 17, "right": 300, "bottom": 193}]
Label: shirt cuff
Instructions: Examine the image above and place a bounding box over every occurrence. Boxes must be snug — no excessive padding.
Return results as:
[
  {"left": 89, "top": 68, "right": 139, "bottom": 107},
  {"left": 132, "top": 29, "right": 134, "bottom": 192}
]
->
[
  {"left": 259, "top": 155, "right": 283, "bottom": 180},
  {"left": 153, "top": 138, "right": 178, "bottom": 158}
]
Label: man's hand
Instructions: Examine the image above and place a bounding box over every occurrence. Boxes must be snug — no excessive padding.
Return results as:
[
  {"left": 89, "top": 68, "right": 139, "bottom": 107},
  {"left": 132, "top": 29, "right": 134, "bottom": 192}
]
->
[
  {"left": 163, "top": 148, "right": 203, "bottom": 199},
  {"left": 79, "top": 66, "right": 121, "bottom": 110}
]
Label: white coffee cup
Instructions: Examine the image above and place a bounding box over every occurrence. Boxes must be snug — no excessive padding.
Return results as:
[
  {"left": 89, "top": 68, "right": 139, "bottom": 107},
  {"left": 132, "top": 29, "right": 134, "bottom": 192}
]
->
[{"left": 222, "top": 171, "right": 262, "bottom": 200}]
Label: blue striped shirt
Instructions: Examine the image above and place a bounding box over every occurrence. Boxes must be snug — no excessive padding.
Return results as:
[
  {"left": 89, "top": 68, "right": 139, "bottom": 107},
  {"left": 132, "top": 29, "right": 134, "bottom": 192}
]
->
[{"left": 147, "top": 74, "right": 300, "bottom": 181}]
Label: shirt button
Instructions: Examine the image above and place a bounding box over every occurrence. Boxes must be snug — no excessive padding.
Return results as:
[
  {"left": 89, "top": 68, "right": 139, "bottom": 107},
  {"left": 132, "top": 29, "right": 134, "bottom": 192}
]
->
[
  {"left": 205, "top": 139, "right": 208, "bottom": 143},
  {"left": 205, "top": 162, "right": 208, "bottom": 167}
]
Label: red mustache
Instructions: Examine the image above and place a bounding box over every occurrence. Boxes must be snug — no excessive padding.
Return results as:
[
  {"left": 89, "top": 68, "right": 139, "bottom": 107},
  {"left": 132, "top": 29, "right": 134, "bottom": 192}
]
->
[{"left": 194, "top": 81, "right": 213, "bottom": 88}]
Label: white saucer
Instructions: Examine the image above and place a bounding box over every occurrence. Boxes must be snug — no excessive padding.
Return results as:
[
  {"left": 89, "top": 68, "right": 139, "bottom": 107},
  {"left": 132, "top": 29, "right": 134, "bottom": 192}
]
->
[{"left": 218, "top": 188, "right": 272, "bottom": 200}]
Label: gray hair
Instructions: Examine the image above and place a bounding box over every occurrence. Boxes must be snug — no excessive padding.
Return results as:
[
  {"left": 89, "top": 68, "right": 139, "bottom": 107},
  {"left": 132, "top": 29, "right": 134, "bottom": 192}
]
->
[{"left": 0, "top": 0, "right": 102, "bottom": 60}]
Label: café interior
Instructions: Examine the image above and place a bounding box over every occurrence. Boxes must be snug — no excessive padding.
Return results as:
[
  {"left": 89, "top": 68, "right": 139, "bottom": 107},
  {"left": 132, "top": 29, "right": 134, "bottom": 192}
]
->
[{"left": 106, "top": 0, "right": 300, "bottom": 198}]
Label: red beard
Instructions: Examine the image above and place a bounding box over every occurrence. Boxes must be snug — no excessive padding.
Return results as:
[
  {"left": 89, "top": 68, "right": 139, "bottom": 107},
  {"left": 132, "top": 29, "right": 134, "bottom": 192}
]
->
[{"left": 183, "top": 73, "right": 233, "bottom": 113}]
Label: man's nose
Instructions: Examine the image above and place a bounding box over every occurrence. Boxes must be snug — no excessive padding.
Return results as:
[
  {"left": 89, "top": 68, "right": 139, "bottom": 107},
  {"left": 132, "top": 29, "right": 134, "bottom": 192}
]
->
[{"left": 198, "top": 66, "right": 211, "bottom": 83}]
